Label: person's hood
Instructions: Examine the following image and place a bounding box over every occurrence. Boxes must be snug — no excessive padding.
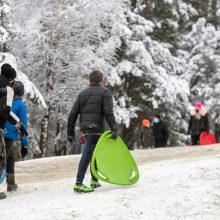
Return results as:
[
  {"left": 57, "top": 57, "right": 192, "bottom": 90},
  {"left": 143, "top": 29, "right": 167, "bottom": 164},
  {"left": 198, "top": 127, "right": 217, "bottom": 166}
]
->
[
  {"left": 0, "top": 74, "right": 10, "bottom": 87},
  {"left": 190, "top": 107, "right": 207, "bottom": 116}
]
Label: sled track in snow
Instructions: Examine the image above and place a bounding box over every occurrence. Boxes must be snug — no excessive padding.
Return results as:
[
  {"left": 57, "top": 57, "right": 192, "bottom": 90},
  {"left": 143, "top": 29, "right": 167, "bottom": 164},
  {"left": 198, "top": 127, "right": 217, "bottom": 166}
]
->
[{"left": 16, "top": 145, "right": 220, "bottom": 184}]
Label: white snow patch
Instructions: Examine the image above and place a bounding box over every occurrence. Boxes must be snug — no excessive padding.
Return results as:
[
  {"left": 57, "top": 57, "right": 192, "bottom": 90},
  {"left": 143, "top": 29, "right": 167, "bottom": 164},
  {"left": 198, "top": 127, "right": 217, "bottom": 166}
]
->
[
  {"left": 163, "top": 0, "right": 173, "bottom": 4},
  {"left": 1, "top": 156, "right": 220, "bottom": 219}
]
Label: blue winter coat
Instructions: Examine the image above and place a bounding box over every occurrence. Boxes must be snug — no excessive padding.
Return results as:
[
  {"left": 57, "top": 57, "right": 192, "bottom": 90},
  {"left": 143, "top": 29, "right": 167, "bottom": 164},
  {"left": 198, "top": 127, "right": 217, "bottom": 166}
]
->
[{"left": 4, "top": 98, "right": 28, "bottom": 146}]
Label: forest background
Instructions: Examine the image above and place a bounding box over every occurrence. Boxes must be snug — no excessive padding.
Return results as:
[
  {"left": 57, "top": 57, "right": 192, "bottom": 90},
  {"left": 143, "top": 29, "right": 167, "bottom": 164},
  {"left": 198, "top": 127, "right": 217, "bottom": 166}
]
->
[{"left": 0, "top": 0, "right": 220, "bottom": 158}]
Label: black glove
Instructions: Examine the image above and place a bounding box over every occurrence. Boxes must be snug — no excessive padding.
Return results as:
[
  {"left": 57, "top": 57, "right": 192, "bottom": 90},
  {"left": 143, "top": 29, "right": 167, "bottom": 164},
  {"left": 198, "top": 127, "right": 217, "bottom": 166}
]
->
[
  {"left": 111, "top": 130, "right": 118, "bottom": 139},
  {"left": 16, "top": 122, "right": 28, "bottom": 137},
  {"left": 67, "top": 135, "right": 75, "bottom": 144},
  {"left": 21, "top": 145, "right": 28, "bottom": 158}
]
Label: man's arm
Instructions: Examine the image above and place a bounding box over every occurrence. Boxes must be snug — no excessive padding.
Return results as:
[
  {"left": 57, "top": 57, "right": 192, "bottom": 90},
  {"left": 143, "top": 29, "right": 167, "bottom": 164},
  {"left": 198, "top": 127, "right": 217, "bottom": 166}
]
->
[
  {"left": 103, "top": 89, "right": 117, "bottom": 134},
  {"left": 187, "top": 116, "right": 192, "bottom": 135},
  {"left": 0, "top": 87, "right": 28, "bottom": 137},
  {"left": 67, "top": 95, "right": 80, "bottom": 138},
  {"left": 18, "top": 103, "right": 28, "bottom": 145},
  {"left": 4, "top": 87, "right": 20, "bottom": 125}
]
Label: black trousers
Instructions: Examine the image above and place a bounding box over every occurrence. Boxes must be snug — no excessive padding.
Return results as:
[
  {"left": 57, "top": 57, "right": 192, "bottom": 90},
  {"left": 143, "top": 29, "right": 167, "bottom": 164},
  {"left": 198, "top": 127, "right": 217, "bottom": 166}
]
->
[
  {"left": 76, "top": 135, "right": 100, "bottom": 183},
  {"left": 4, "top": 138, "right": 15, "bottom": 175},
  {"left": 191, "top": 135, "right": 200, "bottom": 145},
  {"left": 154, "top": 138, "right": 166, "bottom": 148}
]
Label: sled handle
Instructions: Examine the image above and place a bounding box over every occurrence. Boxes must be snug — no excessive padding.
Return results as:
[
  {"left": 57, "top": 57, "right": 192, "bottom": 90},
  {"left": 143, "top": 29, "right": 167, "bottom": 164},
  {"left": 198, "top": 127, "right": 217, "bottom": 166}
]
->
[
  {"left": 91, "top": 158, "right": 110, "bottom": 182},
  {"left": 128, "top": 167, "right": 139, "bottom": 184}
]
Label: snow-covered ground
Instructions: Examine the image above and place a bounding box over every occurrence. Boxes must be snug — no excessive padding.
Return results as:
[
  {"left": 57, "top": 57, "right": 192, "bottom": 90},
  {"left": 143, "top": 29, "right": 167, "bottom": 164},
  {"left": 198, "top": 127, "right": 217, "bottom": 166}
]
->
[{"left": 1, "top": 148, "right": 220, "bottom": 220}]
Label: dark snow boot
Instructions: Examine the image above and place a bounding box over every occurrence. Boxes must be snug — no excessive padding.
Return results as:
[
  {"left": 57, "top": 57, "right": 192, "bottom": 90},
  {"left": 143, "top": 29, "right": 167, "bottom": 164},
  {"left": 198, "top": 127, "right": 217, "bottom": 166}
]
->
[
  {"left": 0, "top": 192, "right": 6, "bottom": 200},
  {"left": 6, "top": 174, "right": 18, "bottom": 192}
]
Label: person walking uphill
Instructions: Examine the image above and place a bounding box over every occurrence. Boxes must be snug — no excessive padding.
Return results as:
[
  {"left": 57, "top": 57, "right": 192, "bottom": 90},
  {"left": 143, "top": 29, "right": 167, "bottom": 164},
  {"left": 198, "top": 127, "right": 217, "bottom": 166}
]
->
[
  {"left": 67, "top": 70, "right": 118, "bottom": 193},
  {"left": 151, "top": 115, "right": 169, "bottom": 148},
  {"left": 188, "top": 102, "right": 209, "bottom": 145},
  {"left": 4, "top": 81, "right": 28, "bottom": 192},
  {"left": 0, "top": 64, "right": 28, "bottom": 200}
]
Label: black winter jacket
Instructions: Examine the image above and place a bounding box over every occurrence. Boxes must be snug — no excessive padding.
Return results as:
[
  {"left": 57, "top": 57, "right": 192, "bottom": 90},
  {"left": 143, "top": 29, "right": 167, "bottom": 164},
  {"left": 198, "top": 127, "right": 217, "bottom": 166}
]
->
[
  {"left": 188, "top": 110, "right": 209, "bottom": 136},
  {"left": 151, "top": 121, "right": 169, "bottom": 148},
  {"left": 67, "top": 84, "right": 117, "bottom": 136},
  {"left": 0, "top": 75, "right": 19, "bottom": 129}
]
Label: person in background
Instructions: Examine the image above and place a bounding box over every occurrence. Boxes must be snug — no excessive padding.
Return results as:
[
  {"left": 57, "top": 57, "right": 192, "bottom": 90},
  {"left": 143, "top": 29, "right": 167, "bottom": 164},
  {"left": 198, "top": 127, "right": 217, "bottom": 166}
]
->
[
  {"left": 139, "top": 119, "right": 154, "bottom": 148},
  {"left": 4, "top": 81, "right": 28, "bottom": 192},
  {"left": 188, "top": 102, "right": 209, "bottom": 145},
  {"left": 151, "top": 115, "right": 169, "bottom": 148},
  {"left": 54, "top": 124, "right": 67, "bottom": 156},
  {"left": 0, "top": 64, "right": 28, "bottom": 200},
  {"left": 67, "top": 70, "right": 118, "bottom": 193}
]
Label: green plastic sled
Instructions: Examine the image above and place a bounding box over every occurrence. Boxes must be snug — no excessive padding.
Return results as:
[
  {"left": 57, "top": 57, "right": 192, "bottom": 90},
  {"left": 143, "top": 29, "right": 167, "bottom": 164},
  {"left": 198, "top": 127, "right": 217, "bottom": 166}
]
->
[{"left": 91, "top": 131, "right": 139, "bottom": 185}]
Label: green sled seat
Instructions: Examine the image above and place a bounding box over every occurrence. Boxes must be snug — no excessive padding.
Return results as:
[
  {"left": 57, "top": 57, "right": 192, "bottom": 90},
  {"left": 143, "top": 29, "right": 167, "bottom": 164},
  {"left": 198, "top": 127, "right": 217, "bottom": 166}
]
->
[{"left": 91, "top": 131, "right": 139, "bottom": 185}]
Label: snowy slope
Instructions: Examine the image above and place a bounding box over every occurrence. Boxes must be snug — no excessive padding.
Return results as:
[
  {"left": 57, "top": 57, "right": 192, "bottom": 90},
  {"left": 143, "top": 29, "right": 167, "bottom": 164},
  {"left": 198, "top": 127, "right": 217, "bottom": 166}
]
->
[
  {"left": 0, "top": 147, "right": 220, "bottom": 220},
  {"left": 0, "top": 157, "right": 220, "bottom": 219}
]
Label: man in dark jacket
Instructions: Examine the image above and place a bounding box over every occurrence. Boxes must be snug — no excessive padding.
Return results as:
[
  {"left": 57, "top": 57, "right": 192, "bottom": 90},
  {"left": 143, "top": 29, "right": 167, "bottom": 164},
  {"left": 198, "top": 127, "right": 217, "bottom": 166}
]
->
[
  {"left": 151, "top": 115, "right": 169, "bottom": 148},
  {"left": 67, "top": 70, "right": 118, "bottom": 193},
  {"left": 0, "top": 64, "right": 28, "bottom": 199}
]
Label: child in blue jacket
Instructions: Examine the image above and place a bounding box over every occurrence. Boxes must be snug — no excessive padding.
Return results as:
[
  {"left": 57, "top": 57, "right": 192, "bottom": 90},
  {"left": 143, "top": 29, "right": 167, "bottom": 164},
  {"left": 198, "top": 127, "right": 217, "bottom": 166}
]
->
[{"left": 4, "top": 81, "right": 28, "bottom": 192}]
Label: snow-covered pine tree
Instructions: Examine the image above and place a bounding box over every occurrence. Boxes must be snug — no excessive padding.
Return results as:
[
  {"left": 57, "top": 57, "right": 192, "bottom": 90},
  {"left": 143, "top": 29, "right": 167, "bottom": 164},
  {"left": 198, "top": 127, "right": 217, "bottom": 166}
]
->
[
  {"left": 107, "top": 0, "right": 200, "bottom": 147},
  {"left": 178, "top": 16, "right": 220, "bottom": 140}
]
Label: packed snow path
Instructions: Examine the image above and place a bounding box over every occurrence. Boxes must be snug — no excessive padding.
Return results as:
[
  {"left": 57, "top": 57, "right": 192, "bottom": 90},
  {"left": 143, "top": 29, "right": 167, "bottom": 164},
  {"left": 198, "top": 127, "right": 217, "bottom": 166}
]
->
[
  {"left": 0, "top": 145, "right": 220, "bottom": 220},
  {"left": 16, "top": 145, "right": 220, "bottom": 184}
]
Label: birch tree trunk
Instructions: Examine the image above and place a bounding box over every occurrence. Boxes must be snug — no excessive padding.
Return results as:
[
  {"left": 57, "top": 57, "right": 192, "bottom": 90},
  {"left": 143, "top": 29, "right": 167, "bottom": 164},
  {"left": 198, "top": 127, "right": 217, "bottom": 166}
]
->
[
  {"left": 39, "top": 1, "right": 61, "bottom": 157},
  {"left": 40, "top": 55, "right": 53, "bottom": 157}
]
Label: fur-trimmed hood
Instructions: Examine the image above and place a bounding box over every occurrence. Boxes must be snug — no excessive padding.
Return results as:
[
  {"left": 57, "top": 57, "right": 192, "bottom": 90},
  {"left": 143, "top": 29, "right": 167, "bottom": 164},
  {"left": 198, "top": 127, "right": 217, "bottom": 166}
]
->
[{"left": 190, "top": 107, "right": 207, "bottom": 117}]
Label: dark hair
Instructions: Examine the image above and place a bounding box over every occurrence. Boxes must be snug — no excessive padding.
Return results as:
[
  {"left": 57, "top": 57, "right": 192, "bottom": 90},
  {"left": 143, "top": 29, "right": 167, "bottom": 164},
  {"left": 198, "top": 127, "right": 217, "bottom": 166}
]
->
[
  {"left": 89, "top": 70, "right": 103, "bottom": 84},
  {"left": 154, "top": 115, "right": 160, "bottom": 119},
  {"left": 13, "top": 81, "right": 24, "bottom": 96}
]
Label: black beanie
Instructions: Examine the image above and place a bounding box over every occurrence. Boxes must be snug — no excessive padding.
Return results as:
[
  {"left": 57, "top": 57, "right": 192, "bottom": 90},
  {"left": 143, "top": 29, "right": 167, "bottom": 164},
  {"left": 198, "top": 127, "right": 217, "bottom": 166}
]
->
[{"left": 1, "top": 63, "right": 17, "bottom": 81}]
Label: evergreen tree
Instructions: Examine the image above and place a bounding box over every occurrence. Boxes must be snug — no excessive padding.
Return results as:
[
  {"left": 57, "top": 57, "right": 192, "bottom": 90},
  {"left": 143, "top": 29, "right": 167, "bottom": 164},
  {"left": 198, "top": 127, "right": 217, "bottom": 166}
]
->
[
  {"left": 108, "top": 0, "right": 197, "bottom": 147},
  {"left": 7, "top": 0, "right": 220, "bottom": 152},
  {"left": 179, "top": 17, "right": 220, "bottom": 135}
]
